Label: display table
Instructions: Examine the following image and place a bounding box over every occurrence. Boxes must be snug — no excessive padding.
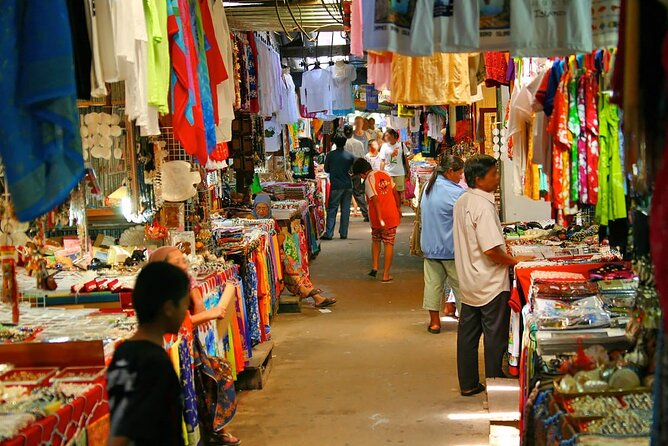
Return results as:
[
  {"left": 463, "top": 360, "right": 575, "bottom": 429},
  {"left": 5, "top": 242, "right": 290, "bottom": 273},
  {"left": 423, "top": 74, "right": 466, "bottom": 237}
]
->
[{"left": 0, "top": 385, "right": 108, "bottom": 446}]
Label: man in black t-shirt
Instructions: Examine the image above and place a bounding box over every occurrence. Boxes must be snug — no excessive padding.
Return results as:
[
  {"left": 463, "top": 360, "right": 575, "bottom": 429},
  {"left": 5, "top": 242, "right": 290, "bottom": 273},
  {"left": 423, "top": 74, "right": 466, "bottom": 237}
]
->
[
  {"left": 107, "top": 262, "right": 191, "bottom": 446},
  {"left": 323, "top": 132, "right": 355, "bottom": 240}
]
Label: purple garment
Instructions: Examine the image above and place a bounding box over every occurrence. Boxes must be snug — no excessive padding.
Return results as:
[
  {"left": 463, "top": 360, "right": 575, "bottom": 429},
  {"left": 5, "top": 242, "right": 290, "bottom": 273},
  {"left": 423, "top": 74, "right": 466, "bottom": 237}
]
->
[{"left": 506, "top": 58, "right": 516, "bottom": 83}]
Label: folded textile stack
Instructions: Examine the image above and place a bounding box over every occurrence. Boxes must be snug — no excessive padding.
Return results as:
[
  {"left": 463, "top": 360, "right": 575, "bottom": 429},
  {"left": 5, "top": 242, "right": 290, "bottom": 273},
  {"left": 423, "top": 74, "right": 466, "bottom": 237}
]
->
[{"left": 597, "top": 279, "right": 639, "bottom": 317}]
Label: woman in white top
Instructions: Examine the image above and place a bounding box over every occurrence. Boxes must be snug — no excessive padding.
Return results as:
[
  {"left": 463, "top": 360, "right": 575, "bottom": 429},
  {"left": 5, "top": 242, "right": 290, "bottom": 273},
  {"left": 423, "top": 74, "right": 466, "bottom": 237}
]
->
[
  {"left": 379, "top": 128, "right": 413, "bottom": 200},
  {"left": 364, "top": 140, "right": 383, "bottom": 171}
]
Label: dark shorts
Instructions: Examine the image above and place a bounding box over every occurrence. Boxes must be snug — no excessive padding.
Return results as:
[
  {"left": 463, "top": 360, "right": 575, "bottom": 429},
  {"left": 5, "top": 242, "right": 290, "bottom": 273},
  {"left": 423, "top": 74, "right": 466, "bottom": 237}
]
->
[{"left": 372, "top": 226, "right": 398, "bottom": 245}]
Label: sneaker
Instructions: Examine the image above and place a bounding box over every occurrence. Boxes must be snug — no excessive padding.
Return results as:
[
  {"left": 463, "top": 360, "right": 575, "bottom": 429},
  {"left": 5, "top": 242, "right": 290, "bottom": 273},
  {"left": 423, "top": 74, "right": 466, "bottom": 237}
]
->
[
  {"left": 340, "top": 236, "right": 347, "bottom": 239},
  {"left": 320, "top": 235, "right": 333, "bottom": 240}
]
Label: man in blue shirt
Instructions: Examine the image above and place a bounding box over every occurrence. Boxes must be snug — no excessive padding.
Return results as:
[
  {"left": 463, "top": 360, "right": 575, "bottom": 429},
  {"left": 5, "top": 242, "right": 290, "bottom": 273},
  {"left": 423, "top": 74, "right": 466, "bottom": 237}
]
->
[
  {"left": 420, "top": 155, "right": 465, "bottom": 333},
  {"left": 323, "top": 131, "right": 355, "bottom": 240}
]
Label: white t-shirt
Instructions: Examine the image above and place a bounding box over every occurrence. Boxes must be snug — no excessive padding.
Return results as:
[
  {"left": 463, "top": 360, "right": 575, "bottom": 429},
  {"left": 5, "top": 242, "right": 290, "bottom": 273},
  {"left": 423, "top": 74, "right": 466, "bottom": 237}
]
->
[
  {"left": 511, "top": 0, "right": 593, "bottom": 57},
  {"left": 434, "top": 0, "right": 480, "bottom": 53},
  {"left": 506, "top": 85, "right": 533, "bottom": 195},
  {"left": 328, "top": 63, "right": 356, "bottom": 114},
  {"left": 363, "top": 0, "right": 434, "bottom": 56},
  {"left": 300, "top": 69, "right": 332, "bottom": 114},
  {"left": 263, "top": 117, "right": 282, "bottom": 153},
  {"left": 276, "top": 73, "right": 300, "bottom": 125},
  {"left": 453, "top": 189, "right": 510, "bottom": 307},
  {"left": 380, "top": 142, "right": 409, "bottom": 177}
]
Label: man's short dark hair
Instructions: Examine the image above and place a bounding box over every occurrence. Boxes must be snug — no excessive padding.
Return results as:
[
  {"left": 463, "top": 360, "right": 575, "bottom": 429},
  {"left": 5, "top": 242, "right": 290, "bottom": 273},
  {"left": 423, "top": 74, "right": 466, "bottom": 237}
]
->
[
  {"left": 343, "top": 125, "right": 354, "bottom": 139},
  {"left": 332, "top": 131, "right": 347, "bottom": 149},
  {"left": 464, "top": 155, "right": 497, "bottom": 188},
  {"left": 133, "top": 262, "right": 190, "bottom": 324},
  {"left": 352, "top": 158, "right": 373, "bottom": 176}
]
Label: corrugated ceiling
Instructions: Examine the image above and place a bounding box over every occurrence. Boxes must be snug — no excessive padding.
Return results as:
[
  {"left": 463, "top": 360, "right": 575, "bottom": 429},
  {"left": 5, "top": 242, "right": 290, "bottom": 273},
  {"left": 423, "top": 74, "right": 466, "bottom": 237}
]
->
[{"left": 224, "top": 0, "right": 345, "bottom": 32}]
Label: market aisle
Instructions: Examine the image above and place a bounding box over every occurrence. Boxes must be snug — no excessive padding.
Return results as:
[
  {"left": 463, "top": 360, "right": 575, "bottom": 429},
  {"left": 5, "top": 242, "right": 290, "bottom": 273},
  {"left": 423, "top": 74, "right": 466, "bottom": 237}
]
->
[{"left": 231, "top": 214, "right": 491, "bottom": 446}]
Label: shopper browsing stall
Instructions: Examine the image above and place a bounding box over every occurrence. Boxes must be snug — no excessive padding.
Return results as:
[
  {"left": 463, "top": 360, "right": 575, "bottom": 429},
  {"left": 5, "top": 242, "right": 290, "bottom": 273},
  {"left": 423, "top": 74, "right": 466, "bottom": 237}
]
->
[
  {"left": 379, "top": 129, "right": 413, "bottom": 202},
  {"left": 352, "top": 158, "right": 401, "bottom": 283},
  {"left": 453, "top": 155, "right": 533, "bottom": 396},
  {"left": 107, "top": 262, "right": 190, "bottom": 446},
  {"left": 323, "top": 132, "right": 355, "bottom": 240},
  {"left": 353, "top": 116, "right": 369, "bottom": 148},
  {"left": 344, "top": 125, "right": 369, "bottom": 222},
  {"left": 420, "top": 155, "right": 465, "bottom": 334},
  {"left": 252, "top": 195, "right": 336, "bottom": 308}
]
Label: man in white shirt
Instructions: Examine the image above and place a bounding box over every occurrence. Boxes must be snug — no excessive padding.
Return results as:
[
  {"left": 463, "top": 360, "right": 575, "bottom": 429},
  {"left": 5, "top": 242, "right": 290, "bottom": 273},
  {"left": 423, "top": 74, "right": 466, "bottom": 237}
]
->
[
  {"left": 453, "top": 155, "right": 533, "bottom": 397},
  {"left": 344, "top": 125, "right": 369, "bottom": 221}
]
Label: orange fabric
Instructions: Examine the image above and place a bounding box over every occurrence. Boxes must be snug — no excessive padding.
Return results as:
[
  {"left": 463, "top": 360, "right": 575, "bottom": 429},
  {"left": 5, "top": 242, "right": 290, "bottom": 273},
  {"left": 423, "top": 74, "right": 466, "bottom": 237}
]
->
[{"left": 514, "top": 262, "right": 608, "bottom": 299}]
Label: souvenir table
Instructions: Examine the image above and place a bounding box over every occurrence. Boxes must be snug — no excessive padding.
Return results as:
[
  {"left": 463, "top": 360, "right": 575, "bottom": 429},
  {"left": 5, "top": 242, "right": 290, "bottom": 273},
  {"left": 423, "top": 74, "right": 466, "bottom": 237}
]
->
[{"left": 513, "top": 258, "right": 653, "bottom": 445}]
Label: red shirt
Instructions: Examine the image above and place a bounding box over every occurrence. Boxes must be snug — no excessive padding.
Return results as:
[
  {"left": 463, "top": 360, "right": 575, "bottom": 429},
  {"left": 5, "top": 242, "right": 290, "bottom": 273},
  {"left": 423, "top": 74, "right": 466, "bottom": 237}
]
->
[{"left": 365, "top": 171, "right": 401, "bottom": 229}]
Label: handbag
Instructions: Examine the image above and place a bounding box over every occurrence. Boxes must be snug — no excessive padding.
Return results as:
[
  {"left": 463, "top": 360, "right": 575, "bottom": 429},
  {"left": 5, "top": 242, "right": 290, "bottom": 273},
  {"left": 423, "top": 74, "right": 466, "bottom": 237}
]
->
[
  {"left": 404, "top": 177, "right": 416, "bottom": 200},
  {"left": 409, "top": 185, "right": 425, "bottom": 257}
]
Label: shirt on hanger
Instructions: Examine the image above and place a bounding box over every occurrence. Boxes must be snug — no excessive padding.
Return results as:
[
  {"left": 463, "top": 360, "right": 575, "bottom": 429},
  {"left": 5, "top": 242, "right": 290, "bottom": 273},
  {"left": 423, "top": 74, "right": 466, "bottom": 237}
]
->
[
  {"left": 434, "top": 0, "right": 480, "bottom": 53},
  {"left": 592, "top": 0, "right": 621, "bottom": 49},
  {"left": 263, "top": 117, "right": 282, "bottom": 153},
  {"left": 328, "top": 63, "right": 357, "bottom": 115},
  {"left": 362, "top": 0, "right": 434, "bottom": 56},
  {"left": 300, "top": 69, "right": 332, "bottom": 114},
  {"left": 276, "top": 72, "right": 300, "bottom": 125},
  {"left": 511, "top": 0, "right": 593, "bottom": 57}
]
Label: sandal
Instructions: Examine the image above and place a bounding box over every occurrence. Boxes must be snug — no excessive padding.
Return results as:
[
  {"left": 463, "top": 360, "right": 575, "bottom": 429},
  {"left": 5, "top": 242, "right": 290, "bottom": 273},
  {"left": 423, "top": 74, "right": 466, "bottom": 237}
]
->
[
  {"left": 315, "top": 297, "right": 336, "bottom": 308},
  {"left": 368, "top": 269, "right": 378, "bottom": 278},
  {"left": 460, "top": 383, "right": 486, "bottom": 397},
  {"left": 427, "top": 326, "right": 441, "bottom": 334},
  {"left": 221, "top": 432, "right": 241, "bottom": 446},
  {"left": 381, "top": 276, "right": 394, "bottom": 283}
]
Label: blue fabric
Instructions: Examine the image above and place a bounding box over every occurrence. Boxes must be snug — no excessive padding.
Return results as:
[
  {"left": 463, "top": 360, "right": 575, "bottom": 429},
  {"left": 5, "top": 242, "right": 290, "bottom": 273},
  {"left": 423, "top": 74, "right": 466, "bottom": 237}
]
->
[
  {"left": 243, "top": 262, "right": 262, "bottom": 346},
  {"left": 324, "top": 149, "right": 355, "bottom": 190},
  {"left": 420, "top": 177, "right": 464, "bottom": 260},
  {"left": 543, "top": 60, "right": 564, "bottom": 117},
  {"left": 190, "top": 0, "right": 216, "bottom": 155},
  {"left": 325, "top": 188, "right": 353, "bottom": 238},
  {"left": 178, "top": 338, "right": 200, "bottom": 445},
  {"left": 0, "top": 0, "right": 84, "bottom": 222}
]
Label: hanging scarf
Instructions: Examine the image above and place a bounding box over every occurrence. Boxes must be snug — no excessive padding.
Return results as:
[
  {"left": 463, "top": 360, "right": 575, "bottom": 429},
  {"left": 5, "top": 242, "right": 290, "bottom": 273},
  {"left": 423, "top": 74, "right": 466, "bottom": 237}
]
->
[{"left": 0, "top": 0, "right": 84, "bottom": 222}]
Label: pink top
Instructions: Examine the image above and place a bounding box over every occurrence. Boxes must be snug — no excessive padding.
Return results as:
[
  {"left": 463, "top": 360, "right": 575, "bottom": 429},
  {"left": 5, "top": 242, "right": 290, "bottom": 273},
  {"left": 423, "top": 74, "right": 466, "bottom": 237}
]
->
[{"left": 350, "top": 0, "right": 363, "bottom": 57}]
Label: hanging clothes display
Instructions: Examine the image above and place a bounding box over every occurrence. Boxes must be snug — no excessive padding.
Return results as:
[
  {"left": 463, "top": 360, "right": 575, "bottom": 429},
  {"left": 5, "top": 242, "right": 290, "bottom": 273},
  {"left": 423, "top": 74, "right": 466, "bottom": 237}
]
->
[
  {"left": 391, "top": 53, "right": 470, "bottom": 106},
  {"left": 511, "top": 0, "right": 594, "bottom": 57},
  {"left": 263, "top": 117, "right": 282, "bottom": 153},
  {"left": 367, "top": 52, "right": 393, "bottom": 91},
  {"left": 255, "top": 35, "right": 282, "bottom": 117},
  {"left": 83, "top": 0, "right": 109, "bottom": 98},
  {"left": 0, "top": 0, "right": 85, "bottom": 222},
  {"left": 362, "top": 0, "right": 434, "bottom": 56},
  {"left": 300, "top": 68, "right": 333, "bottom": 115},
  {"left": 145, "top": 0, "right": 171, "bottom": 121},
  {"left": 276, "top": 70, "right": 300, "bottom": 125},
  {"left": 433, "top": 0, "right": 479, "bottom": 53},
  {"left": 328, "top": 62, "right": 357, "bottom": 116},
  {"left": 350, "top": 0, "right": 364, "bottom": 57},
  {"left": 66, "top": 0, "right": 93, "bottom": 100},
  {"left": 592, "top": 0, "right": 621, "bottom": 49},
  {"left": 209, "top": 0, "right": 236, "bottom": 143}
]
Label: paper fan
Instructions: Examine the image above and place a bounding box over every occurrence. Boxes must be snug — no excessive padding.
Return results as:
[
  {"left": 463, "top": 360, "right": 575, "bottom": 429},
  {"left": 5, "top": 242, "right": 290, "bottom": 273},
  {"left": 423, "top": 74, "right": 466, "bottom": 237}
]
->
[
  {"left": 0, "top": 213, "right": 29, "bottom": 246},
  {"left": 110, "top": 125, "right": 122, "bottom": 137},
  {"left": 110, "top": 114, "right": 121, "bottom": 125}
]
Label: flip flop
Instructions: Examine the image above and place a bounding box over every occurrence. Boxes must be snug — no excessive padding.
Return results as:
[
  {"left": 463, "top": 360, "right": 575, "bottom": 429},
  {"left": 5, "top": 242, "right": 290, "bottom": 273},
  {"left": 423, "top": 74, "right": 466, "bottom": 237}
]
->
[
  {"left": 460, "top": 383, "right": 486, "bottom": 397},
  {"left": 307, "top": 288, "right": 323, "bottom": 297},
  {"left": 427, "top": 326, "right": 441, "bottom": 334},
  {"left": 221, "top": 432, "right": 241, "bottom": 446},
  {"left": 381, "top": 276, "right": 394, "bottom": 283},
  {"left": 315, "top": 297, "right": 336, "bottom": 308},
  {"left": 368, "top": 269, "right": 378, "bottom": 278}
]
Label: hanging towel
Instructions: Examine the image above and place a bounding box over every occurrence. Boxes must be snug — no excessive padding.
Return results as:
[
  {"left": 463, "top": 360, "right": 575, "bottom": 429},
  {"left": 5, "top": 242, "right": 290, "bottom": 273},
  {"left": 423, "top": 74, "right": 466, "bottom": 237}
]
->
[{"left": 0, "top": 0, "right": 85, "bottom": 222}]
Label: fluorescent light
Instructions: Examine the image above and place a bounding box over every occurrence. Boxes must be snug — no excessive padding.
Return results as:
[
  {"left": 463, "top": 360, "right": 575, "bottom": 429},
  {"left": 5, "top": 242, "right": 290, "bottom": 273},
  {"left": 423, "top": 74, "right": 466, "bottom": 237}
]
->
[
  {"left": 223, "top": 2, "right": 263, "bottom": 6},
  {"left": 485, "top": 385, "right": 520, "bottom": 392}
]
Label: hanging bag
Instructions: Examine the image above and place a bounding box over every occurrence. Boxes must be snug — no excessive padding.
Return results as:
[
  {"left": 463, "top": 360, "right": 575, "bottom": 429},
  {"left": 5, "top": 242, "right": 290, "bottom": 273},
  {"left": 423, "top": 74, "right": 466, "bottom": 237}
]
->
[{"left": 401, "top": 142, "right": 416, "bottom": 200}]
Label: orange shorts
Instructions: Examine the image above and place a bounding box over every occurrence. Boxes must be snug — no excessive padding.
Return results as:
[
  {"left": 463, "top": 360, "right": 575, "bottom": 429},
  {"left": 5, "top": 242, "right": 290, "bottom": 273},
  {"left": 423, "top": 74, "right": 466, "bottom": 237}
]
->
[{"left": 371, "top": 227, "right": 398, "bottom": 245}]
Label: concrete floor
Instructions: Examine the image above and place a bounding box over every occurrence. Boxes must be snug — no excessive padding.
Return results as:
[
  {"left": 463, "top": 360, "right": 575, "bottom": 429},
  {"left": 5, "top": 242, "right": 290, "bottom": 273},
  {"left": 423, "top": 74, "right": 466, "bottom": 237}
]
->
[{"left": 230, "top": 215, "right": 492, "bottom": 446}]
